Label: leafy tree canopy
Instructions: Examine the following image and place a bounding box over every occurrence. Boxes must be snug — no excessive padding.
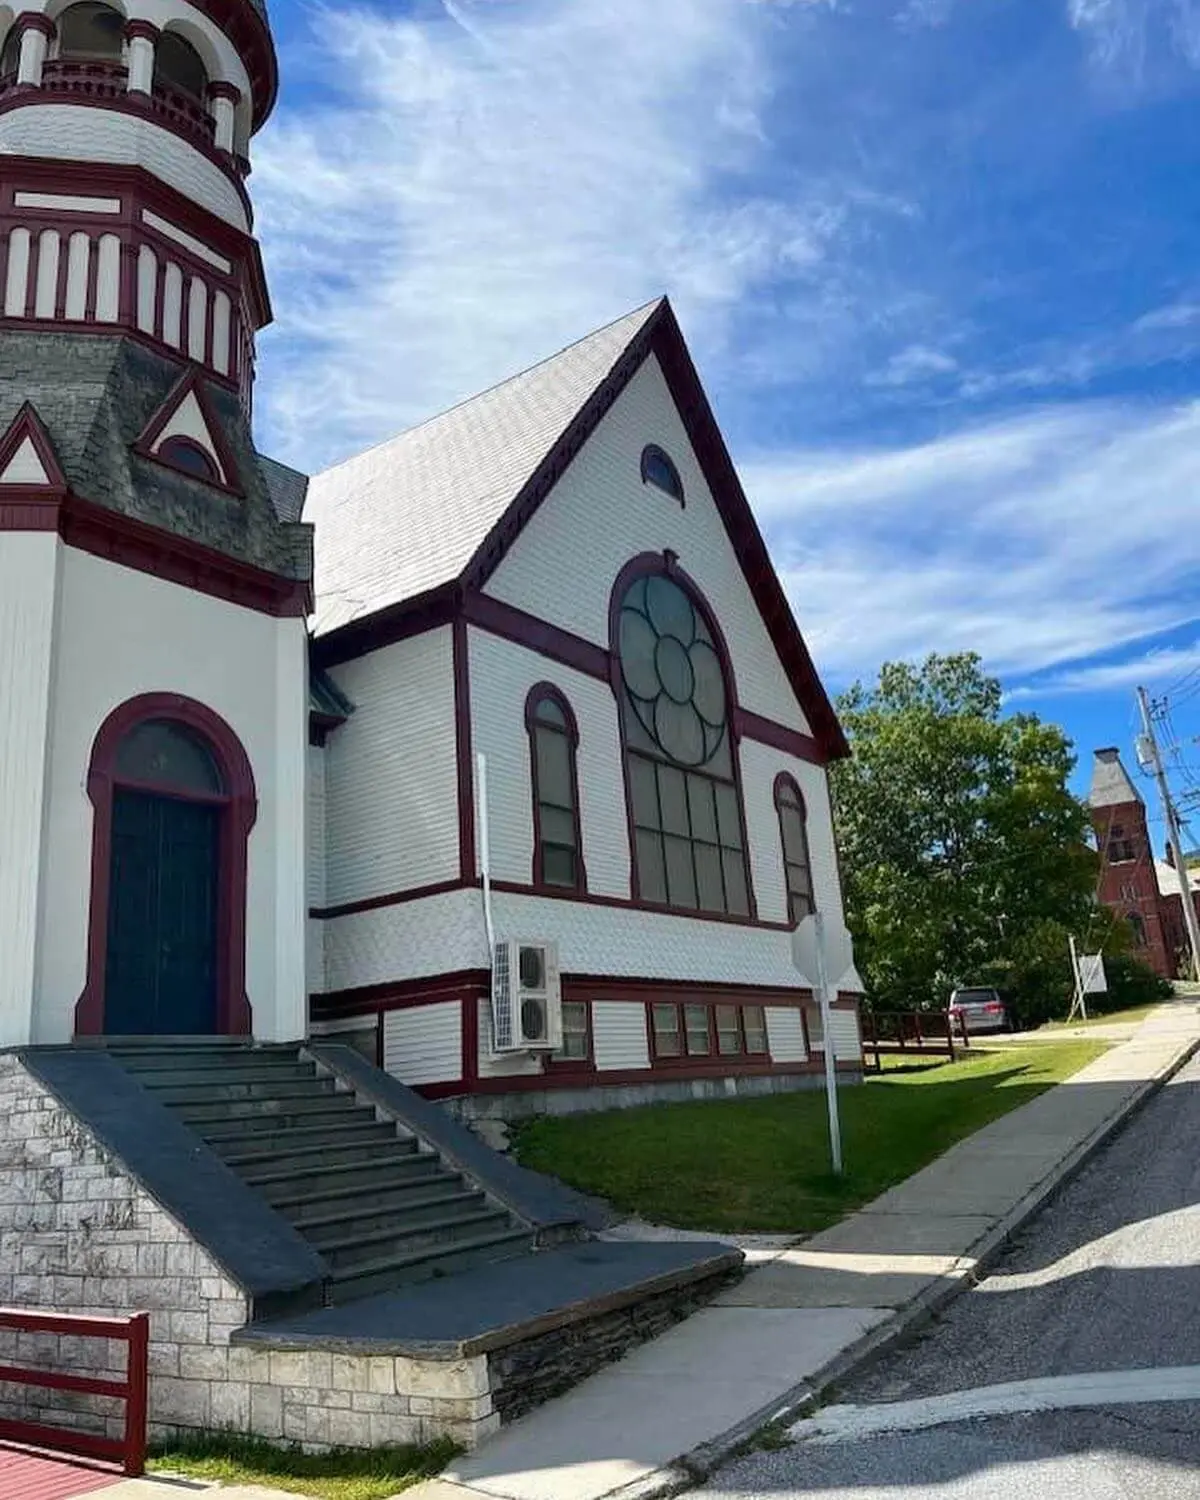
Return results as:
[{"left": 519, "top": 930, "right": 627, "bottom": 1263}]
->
[{"left": 832, "top": 652, "right": 1118, "bottom": 1023}]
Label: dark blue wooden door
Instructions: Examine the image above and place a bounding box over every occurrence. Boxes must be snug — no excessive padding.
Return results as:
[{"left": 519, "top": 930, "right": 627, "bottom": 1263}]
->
[{"left": 104, "top": 789, "right": 219, "bottom": 1035}]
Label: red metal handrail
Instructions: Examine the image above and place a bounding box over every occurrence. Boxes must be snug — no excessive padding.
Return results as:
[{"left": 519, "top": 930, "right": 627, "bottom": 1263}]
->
[{"left": 0, "top": 1308, "right": 149, "bottom": 1477}]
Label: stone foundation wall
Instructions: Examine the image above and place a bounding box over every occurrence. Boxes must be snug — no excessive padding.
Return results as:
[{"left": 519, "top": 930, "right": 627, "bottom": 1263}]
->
[
  {"left": 489, "top": 1268, "right": 741, "bottom": 1421},
  {"left": 0, "top": 1056, "right": 497, "bottom": 1449}
]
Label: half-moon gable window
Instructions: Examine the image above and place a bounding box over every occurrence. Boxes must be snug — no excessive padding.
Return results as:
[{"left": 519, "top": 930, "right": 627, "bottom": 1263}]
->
[
  {"left": 616, "top": 568, "right": 752, "bottom": 916},
  {"left": 526, "top": 686, "right": 585, "bottom": 892},
  {"left": 158, "top": 436, "right": 221, "bottom": 484},
  {"left": 640, "top": 444, "right": 685, "bottom": 505},
  {"left": 114, "top": 720, "right": 224, "bottom": 795},
  {"left": 774, "top": 774, "right": 815, "bottom": 925}
]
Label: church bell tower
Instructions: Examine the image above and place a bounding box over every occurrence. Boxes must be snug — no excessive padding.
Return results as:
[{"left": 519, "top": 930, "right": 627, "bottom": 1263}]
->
[{"left": 0, "top": 0, "right": 313, "bottom": 1049}]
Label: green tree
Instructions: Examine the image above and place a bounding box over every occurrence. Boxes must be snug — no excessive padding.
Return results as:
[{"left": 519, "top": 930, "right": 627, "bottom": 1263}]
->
[{"left": 832, "top": 653, "right": 1101, "bottom": 1024}]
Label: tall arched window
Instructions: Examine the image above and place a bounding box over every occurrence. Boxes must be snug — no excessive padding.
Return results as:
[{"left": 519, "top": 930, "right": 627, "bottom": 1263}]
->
[
  {"left": 57, "top": 3, "right": 124, "bottom": 61},
  {"left": 1, "top": 27, "right": 21, "bottom": 78},
  {"left": 526, "top": 685, "right": 585, "bottom": 892},
  {"left": 614, "top": 563, "right": 752, "bottom": 916},
  {"left": 774, "top": 774, "right": 814, "bottom": 925},
  {"left": 1128, "top": 911, "right": 1146, "bottom": 947},
  {"left": 155, "top": 30, "right": 208, "bottom": 101}
]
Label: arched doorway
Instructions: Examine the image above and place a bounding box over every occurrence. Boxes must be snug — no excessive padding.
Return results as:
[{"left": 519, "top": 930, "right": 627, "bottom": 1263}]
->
[{"left": 75, "top": 694, "right": 256, "bottom": 1038}]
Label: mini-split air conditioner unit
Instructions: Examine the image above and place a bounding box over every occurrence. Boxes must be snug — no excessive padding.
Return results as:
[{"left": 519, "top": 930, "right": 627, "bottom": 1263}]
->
[{"left": 490, "top": 940, "right": 562, "bottom": 1052}]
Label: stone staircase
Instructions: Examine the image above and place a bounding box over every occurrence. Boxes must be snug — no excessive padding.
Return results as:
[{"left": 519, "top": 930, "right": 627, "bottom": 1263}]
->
[{"left": 105, "top": 1041, "right": 534, "bottom": 1304}]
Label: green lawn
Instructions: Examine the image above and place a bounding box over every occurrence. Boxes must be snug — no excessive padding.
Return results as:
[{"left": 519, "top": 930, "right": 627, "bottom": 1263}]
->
[
  {"left": 514, "top": 1041, "right": 1107, "bottom": 1234},
  {"left": 148, "top": 1433, "right": 458, "bottom": 1500},
  {"left": 1038, "top": 1003, "right": 1162, "bottom": 1030}
]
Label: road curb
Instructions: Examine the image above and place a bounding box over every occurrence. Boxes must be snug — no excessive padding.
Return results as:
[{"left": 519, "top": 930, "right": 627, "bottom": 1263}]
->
[{"left": 615, "top": 1030, "right": 1200, "bottom": 1500}]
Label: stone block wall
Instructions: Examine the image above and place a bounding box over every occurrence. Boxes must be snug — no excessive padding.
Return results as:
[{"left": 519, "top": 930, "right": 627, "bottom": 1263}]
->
[{"left": 0, "top": 1056, "right": 496, "bottom": 1449}]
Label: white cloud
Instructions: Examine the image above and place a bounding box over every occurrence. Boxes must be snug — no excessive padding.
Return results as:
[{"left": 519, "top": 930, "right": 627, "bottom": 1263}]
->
[
  {"left": 865, "top": 342, "right": 958, "bottom": 387},
  {"left": 741, "top": 399, "right": 1200, "bottom": 686},
  {"left": 252, "top": 0, "right": 871, "bottom": 471},
  {"left": 1010, "top": 639, "right": 1200, "bottom": 697}
]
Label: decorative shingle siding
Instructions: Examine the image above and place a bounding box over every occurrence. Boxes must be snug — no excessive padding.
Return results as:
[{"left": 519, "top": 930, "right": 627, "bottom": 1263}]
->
[
  {"left": 324, "top": 628, "right": 458, "bottom": 908},
  {"left": 592, "top": 1001, "right": 651, "bottom": 1072},
  {"left": 321, "top": 888, "right": 487, "bottom": 995},
  {"left": 489, "top": 890, "right": 802, "bottom": 988},
  {"left": 765, "top": 1007, "right": 808, "bottom": 1064},
  {"left": 485, "top": 353, "right": 812, "bottom": 734},
  {"left": 382, "top": 1003, "right": 463, "bottom": 1087},
  {"left": 469, "top": 628, "right": 628, "bottom": 897},
  {"left": 0, "top": 106, "right": 249, "bottom": 230}
]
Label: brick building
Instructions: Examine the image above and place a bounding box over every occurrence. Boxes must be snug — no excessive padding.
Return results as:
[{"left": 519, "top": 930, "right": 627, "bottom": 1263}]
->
[{"left": 1088, "top": 746, "right": 1196, "bottom": 979}]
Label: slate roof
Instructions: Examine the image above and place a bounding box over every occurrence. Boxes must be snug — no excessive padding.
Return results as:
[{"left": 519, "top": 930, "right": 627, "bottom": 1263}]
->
[
  {"left": 1155, "top": 859, "right": 1200, "bottom": 898},
  {"left": 0, "top": 330, "right": 312, "bottom": 583},
  {"left": 304, "top": 300, "right": 662, "bottom": 636},
  {"left": 1088, "top": 747, "right": 1143, "bottom": 808},
  {"left": 259, "top": 454, "right": 309, "bottom": 523}
]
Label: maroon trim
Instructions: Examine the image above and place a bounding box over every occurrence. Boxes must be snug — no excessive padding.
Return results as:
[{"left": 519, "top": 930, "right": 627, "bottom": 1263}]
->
[
  {"left": 13, "top": 13, "right": 57, "bottom": 38},
  {"left": 75, "top": 693, "right": 257, "bottom": 1038},
  {"left": 448, "top": 297, "right": 847, "bottom": 761},
  {"left": 0, "top": 400, "right": 67, "bottom": 490},
  {"left": 0, "top": 492, "right": 61, "bottom": 528},
  {"left": 311, "top": 877, "right": 468, "bottom": 921},
  {"left": 608, "top": 551, "right": 758, "bottom": 921},
  {"left": 735, "top": 707, "right": 825, "bottom": 765},
  {"left": 525, "top": 681, "right": 587, "bottom": 895},
  {"left": 311, "top": 583, "right": 457, "bottom": 669},
  {"left": 310, "top": 967, "right": 489, "bottom": 1023},
  {"left": 462, "top": 590, "right": 610, "bottom": 678},
  {"left": 132, "top": 365, "right": 245, "bottom": 497},
  {"left": 207, "top": 79, "right": 242, "bottom": 104},
  {"left": 123, "top": 19, "right": 162, "bottom": 44},
  {"left": 453, "top": 613, "right": 476, "bottom": 883},
  {"left": 774, "top": 772, "right": 815, "bottom": 927}
]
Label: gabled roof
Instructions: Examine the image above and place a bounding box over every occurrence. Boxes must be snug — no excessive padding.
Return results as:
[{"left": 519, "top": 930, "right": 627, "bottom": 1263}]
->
[
  {"left": 305, "top": 297, "right": 848, "bottom": 760},
  {"left": 0, "top": 401, "right": 66, "bottom": 490},
  {"left": 305, "top": 301, "right": 661, "bottom": 636},
  {"left": 1155, "top": 859, "right": 1200, "bottom": 898},
  {"left": 1089, "top": 747, "right": 1142, "bottom": 809}
]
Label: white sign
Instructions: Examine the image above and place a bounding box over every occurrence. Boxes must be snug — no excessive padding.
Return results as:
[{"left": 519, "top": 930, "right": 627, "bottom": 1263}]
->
[
  {"left": 1079, "top": 953, "right": 1108, "bottom": 994},
  {"left": 792, "top": 917, "right": 855, "bottom": 992}
]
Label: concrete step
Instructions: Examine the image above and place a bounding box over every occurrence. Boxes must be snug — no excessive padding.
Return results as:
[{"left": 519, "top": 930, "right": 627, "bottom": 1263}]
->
[
  {"left": 218, "top": 1129, "right": 405, "bottom": 1173},
  {"left": 317, "top": 1209, "right": 517, "bottom": 1271},
  {"left": 295, "top": 1189, "right": 490, "bottom": 1243},
  {"left": 328, "top": 1227, "right": 535, "bottom": 1302},
  {"left": 178, "top": 1095, "right": 367, "bottom": 1131},
  {"left": 123, "top": 1062, "right": 322, "bottom": 1091},
  {"left": 286, "top": 1180, "right": 478, "bottom": 1228},
  {"left": 152, "top": 1076, "right": 341, "bottom": 1106},
  {"left": 255, "top": 1157, "right": 454, "bottom": 1204},
  {"left": 109, "top": 1046, "right": 306, "bottom": 1072}
]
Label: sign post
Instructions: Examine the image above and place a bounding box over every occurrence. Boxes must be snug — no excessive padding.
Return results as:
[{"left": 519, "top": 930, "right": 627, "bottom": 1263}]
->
[
  {"left": 793, "top": 911, "right": 855, "bottom": 1177},
  {"left": 1067, "top": 937, "right": 1107, "bottom": 1023}
]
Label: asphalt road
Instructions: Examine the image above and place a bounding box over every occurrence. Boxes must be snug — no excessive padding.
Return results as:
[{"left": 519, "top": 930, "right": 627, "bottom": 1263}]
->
[{"left": 704, "top": 1049, "right": 1200, "bottom": 1497}]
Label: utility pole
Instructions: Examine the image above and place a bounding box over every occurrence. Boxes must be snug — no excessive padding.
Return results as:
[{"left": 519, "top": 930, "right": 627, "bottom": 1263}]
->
[{"left": 1136, "top": 686, "right": 1200, "bottom": 981}]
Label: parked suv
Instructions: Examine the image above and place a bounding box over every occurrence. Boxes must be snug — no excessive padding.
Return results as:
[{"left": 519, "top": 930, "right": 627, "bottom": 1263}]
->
[{"left": 949, "top": 986, "right": 1011, "bottom": 1036}]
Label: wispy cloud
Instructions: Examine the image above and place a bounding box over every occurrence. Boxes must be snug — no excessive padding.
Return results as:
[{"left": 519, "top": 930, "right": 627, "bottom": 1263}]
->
[
  {"left": 1010, "top": 639, "right": 1200, "bottom": 697},
  {"left": 253, "top": 0, "right": 883, "bottom": 471},
  {"left": 742, "top": 399, "right": 1200, "bottom": 684}
]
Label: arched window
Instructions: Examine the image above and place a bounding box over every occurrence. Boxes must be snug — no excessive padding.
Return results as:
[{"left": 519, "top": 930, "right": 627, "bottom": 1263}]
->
[
  {"left": 114, "top": 719, "right": 224, "bottom": 794},
  {"left": 57, "top": 3, "right": 124, "bottom": 61},
  {"left": 154, "top": 30, "right": 207, "bottom": 101},
  {"left": 1128, "top": 912, "right": 1146, "bottom": 946},
  {"left": 640, "top": 444, "right": 685, "bottom": 505},
  {"left": 615, "top": 564, "right": 751, "bottom": 916},
  {"left": 1, "top": 27, "right": 21, "bottom": 78},
  {"left": 774, "top": 774, "right": 814, "bottom": 925},
  {"left": 158, "top": 436, "right": 220, "bottom": 484},
  {"left": 526, "top": 685, "right": 585, "bottom": 892}
]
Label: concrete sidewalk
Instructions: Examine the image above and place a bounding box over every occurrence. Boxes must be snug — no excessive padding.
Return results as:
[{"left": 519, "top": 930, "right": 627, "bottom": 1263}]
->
[{"left": 417, "top": 1001, "right": 1200, "bottom": 1500}]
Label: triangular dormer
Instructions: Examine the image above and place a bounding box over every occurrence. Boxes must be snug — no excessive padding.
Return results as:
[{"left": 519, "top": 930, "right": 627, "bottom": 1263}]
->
[
  {"left": 132, "top": 368, "right": 244, "bottom": 496},
  {"left": 0, "top": 403, "right": 66, "bottom": 492}
]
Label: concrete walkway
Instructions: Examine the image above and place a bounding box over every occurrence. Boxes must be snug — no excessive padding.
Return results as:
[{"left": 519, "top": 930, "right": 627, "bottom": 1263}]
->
[{"left": 415, "top": 1001, "right": 1200, "bottom": 1500}]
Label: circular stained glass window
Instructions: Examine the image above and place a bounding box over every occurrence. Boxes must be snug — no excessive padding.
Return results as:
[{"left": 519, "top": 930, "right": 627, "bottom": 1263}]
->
[{"left": 619, "top": 574, "right": 728, "bottom": 769}]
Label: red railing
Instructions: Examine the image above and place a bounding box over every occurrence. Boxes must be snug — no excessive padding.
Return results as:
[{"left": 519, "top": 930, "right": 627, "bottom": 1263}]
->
[
  {"left": 2, "top": 61, "right": 217, "bottom": 148},
  {"left": 861, "top": 1008, "right": 967, "bottom": 1072},
  {"left": 0, "top": 1308, "right": 149, "bottom": 1477}
]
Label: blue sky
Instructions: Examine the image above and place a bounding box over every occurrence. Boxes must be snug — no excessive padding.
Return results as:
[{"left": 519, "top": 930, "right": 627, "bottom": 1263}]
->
[{"left": 251, "top": 0, "right": 1200, "bottom": 821}]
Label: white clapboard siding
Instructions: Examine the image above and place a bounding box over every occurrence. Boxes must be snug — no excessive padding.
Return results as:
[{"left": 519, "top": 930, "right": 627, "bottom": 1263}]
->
[
  {"left": 808, "top": 1007, "right": 862, "bottom": 1061},
  {"left": 383, "top": 1002, "right": 462, "bottom": 1087},
  {"left": 765, "top": 1007, "right": 808, "bottom": 1064},
  {"left": 592, "top": 1002, "right": 651, "bottom": 1072}
]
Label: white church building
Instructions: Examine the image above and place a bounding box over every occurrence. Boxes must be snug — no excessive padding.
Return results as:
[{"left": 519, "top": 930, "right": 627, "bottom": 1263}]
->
[{"left": 0, "top": 0, "right": 863, "bottom": 1118}]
